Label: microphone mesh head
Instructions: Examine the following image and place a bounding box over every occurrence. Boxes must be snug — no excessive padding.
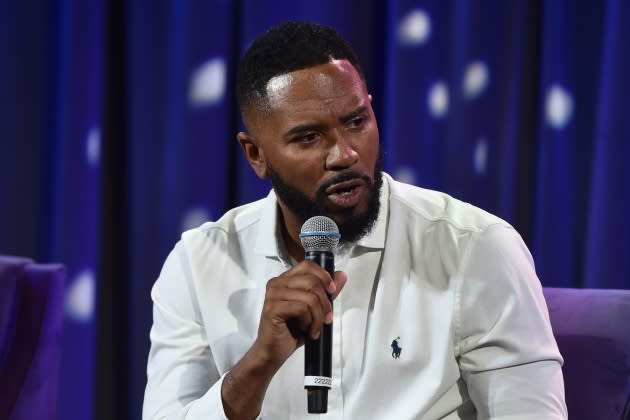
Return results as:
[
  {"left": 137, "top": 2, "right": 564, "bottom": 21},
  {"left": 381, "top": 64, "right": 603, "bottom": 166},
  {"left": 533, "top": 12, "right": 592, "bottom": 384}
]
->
[{"left": 299, "top": 216, "right": 340, "bottom": 252}]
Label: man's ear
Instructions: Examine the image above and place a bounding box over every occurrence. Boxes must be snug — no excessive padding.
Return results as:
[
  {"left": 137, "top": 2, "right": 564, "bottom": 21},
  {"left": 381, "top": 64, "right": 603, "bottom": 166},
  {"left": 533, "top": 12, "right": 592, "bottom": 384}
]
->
[{"left": 237, "top": 132, "right": 268, "bottom": 179}]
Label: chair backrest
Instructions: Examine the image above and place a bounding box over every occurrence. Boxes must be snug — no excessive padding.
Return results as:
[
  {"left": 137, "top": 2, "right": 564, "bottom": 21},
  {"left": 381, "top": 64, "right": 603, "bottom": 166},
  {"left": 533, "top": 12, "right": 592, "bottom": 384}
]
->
[
  {"left": 543, "top": 287, "right": 630, "bottom": 420},
  {"left": 0, "top": 255, "right": 66, "bottom": 420}
]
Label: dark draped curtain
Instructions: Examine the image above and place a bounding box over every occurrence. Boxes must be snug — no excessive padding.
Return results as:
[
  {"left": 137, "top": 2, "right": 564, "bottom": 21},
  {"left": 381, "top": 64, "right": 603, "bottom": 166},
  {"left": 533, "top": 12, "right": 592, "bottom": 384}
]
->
[{"left": 1, "top": 1, "right": 628, "bottom": 419}]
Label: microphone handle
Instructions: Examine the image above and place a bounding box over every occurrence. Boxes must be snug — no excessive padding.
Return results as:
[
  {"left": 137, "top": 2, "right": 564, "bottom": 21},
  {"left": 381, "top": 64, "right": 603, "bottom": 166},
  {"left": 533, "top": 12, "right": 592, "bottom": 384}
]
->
[{"left": 304, "top": 250, "right": 334, "bottom": 414}]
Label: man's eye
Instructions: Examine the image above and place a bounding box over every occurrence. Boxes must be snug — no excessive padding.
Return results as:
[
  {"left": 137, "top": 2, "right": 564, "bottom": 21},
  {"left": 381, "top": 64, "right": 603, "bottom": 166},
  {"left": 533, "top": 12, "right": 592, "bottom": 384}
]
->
[
  {"left": 296, "top": 133, "right": 318, "bottom": 143},
  {"left": 349, "top": 116, "right": 365, "bottom": 128}
]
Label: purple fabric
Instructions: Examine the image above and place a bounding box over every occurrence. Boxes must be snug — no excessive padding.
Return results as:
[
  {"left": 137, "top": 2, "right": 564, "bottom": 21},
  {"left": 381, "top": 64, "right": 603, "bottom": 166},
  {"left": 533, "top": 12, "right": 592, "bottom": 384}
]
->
[
  {"left": 0, "top": 257, "right": 66, "bottom": 420},
  {"left": 0, "top": 256, "right": 32, "bottom": 370},
  {"left": 543, "top": 287, "right": 630, "bottom": 420}
]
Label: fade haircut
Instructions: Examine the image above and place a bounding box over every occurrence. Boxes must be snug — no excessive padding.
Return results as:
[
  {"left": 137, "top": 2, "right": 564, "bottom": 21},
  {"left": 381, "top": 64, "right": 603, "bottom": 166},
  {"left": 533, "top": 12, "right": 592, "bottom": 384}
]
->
[{"left": 236, "top": 21, "right": 365, "bottom": 114}]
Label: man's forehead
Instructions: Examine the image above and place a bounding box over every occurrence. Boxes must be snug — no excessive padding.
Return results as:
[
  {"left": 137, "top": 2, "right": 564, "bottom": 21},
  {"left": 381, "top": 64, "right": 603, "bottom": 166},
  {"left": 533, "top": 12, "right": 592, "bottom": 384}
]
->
[
  {"left": 264, "top": 59, "right": 360, "bottom": 105},
  {"left": 266, "top": 73, "right": 294, "bottom": 105}
]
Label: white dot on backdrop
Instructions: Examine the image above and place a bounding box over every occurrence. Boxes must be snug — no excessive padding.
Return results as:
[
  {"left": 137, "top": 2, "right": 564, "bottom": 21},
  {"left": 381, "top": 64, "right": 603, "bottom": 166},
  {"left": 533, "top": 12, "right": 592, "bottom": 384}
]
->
[
  {"left": 463, "top": 61, "right": 489, "bottom": 99},
  {"left": 394, "top": 166, "right": 418, "bottom": 185},
  {"left": 65, "top": 269, "right": 96, "bottom": 322},
  {"left": 398, "top": 9, "right": 432, "bottom": 46},
  {"left": 473, "top": 137, "right": 488, "bottom": 175},
  {"left": 86, "top": 127, "right": 100, "bottom": 167},
  {"left": 545, "top": 84, "right": 574, "bottom": 129},
  {"left": 189, "top": 57, "right": 226, "bottom": 106},
  {"left": 181, "top": 206, "right": 212, "bottom": 232},
  {"left": 428, "top": 81, "right": 449, "bottom": 118}
]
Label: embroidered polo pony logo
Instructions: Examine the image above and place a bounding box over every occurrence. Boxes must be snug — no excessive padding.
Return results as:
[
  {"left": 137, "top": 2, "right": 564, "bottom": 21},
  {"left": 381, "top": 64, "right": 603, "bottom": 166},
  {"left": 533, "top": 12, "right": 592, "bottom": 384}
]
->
[{"left": 391, "top": 337, "right": 402, "bottom": 359}]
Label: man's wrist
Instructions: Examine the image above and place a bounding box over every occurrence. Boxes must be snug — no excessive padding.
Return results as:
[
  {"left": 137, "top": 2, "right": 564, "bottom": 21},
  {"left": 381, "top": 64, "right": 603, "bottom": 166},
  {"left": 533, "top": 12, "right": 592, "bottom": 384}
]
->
[{"left": 220, "top": 345, "right": 280, "bottom": 419}]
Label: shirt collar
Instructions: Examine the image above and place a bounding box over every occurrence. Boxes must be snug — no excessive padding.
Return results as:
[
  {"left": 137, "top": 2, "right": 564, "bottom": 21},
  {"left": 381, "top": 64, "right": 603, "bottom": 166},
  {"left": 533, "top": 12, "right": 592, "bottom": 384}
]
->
[
  {"left": 254, "top": 172, "right": 391, "bottom": 257},
  {"left": 354, "top": 172, "right": 389, "bottom": 250},
  {"left": 254, "top": 188, "right": 284, "bottom": 257}
]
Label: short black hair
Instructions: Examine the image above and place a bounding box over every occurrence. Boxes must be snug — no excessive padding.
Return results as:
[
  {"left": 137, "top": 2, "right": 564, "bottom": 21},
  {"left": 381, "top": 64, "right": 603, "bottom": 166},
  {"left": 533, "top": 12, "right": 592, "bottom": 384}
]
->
[{"left": 236, "top": 21, "right": 365, "bottom": 113}]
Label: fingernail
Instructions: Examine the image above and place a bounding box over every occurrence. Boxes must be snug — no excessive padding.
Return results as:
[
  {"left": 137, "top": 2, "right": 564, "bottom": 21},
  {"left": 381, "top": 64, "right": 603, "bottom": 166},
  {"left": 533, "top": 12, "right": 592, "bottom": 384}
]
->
[
  {"left": 325, "top": 312, "right": 333, "bottom": 324},
  {"left": 313, "top": 330, "right": 320, "bottom": 340},
  {"left": 328, "top": 282, "right": 337, "bottom": 293}
]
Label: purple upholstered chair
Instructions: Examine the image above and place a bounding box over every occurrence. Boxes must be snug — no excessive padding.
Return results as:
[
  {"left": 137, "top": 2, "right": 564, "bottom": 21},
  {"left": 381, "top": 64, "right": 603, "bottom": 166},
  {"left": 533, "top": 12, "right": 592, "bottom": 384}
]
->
[
  {"left": 543, "top": 287, "right": 630, "bottom": 420},
  {"left": 0, "top": 255, "right": 66, "bottom": 420}
]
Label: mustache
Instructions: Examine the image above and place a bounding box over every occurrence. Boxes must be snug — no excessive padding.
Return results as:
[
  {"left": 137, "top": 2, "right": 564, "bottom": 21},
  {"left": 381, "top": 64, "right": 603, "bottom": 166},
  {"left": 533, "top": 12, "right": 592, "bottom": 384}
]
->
[{"left": 316, "top": 171, "right": 372, "bottom": 197}]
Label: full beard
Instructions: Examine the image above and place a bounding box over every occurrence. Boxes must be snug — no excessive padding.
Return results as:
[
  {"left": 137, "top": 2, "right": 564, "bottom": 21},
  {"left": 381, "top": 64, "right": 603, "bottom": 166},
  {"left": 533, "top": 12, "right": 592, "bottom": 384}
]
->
[{"left": 267, "top": 150, "right": 383, "bottom": 244}]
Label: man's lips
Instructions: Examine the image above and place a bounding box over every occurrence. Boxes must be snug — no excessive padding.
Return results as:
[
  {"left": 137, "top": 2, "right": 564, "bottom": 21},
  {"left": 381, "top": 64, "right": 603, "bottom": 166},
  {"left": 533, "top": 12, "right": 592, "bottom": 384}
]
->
[
  {"left": 325, "top": 178, "right": 365, "bottom": 195},
  {"left": 324, "top": 178, "right": 367, "bottom": 208}
]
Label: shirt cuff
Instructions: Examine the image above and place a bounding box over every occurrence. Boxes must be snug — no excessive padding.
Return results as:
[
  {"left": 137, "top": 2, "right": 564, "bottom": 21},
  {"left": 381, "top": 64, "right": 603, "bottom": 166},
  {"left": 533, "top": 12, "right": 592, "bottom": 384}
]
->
[
  {"left": 184, "top": 372, "right": 263, "bottom": 420},
  {"left": 183, "top": 371, "right": 230, "bottom": 419}
]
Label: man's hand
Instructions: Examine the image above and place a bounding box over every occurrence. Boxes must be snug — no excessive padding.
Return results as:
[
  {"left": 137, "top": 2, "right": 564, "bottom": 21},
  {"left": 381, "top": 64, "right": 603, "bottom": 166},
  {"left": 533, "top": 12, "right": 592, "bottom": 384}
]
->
[
  {"left": 252, "top": 260, "right": 347, "bottom": 369},
  {"left": 221, "top": 260, "right": 347, "bottom": 419}
]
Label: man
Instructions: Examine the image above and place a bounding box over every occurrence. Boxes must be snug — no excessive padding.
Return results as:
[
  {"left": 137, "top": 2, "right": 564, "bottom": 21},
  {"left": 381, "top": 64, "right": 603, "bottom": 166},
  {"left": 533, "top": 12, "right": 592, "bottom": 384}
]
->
[{"left": 143, "top": 22, "right": 567, "bottom": 419}]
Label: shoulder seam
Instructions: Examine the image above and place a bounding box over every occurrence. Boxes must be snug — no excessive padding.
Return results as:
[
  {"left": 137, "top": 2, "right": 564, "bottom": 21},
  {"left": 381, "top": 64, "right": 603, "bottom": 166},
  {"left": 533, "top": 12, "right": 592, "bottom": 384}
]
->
[{"left": 390, "top": 190, "right": 505, "bottom": 234}]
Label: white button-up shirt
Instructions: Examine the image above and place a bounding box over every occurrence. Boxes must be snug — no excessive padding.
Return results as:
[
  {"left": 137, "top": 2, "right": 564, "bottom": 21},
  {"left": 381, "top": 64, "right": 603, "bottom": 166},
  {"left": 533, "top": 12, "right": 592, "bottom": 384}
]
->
[{"left": 143, "top": 173, "right": 567, "bottom": 419}]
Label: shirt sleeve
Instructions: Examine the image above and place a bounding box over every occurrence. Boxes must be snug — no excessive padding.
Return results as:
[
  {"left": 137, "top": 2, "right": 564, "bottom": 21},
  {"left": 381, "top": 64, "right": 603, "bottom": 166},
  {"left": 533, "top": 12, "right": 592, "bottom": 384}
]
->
[
  {"left": 454, "top": 224, "right": 568, "bottom": 419},
  {"left": 142, "top": 240, "right": 231, "bottom": 420}
]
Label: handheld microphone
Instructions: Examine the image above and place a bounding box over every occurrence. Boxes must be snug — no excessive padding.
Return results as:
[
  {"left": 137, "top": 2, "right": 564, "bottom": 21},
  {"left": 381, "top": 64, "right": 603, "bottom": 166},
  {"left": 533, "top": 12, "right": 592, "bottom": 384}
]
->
[{"left": 299, "top": 216, "right": 340, "bottom": 414}]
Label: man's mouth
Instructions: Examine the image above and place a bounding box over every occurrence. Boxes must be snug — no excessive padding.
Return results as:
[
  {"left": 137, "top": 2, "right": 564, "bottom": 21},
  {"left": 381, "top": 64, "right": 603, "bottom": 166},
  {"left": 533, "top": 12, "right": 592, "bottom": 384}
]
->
[
  {"left": 325, "top": 178, "right": 366, "bottom": 207},
  {"left": 326, "top": 178, "right": 364, "bottom": 194}
]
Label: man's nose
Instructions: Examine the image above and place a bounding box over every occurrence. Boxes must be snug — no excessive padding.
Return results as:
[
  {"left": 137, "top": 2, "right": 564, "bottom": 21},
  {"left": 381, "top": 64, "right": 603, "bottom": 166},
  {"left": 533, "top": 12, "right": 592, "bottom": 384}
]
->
[{"left": 325, "top": 132, "right": 359, "bottom": 170}]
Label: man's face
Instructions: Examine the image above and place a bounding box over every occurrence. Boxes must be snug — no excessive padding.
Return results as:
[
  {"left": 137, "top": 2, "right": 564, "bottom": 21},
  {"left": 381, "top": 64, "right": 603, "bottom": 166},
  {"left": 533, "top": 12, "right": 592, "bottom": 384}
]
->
[{"left": 242, "top": 59, "right": 382, "bottom": 242}]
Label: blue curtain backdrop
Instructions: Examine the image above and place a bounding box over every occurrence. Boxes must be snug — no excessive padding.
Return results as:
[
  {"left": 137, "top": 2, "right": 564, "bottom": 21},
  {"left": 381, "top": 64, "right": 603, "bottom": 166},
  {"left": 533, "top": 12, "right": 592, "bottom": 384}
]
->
[
  {"left": 0, "top": 1, "right": 628, "bottom": 419},
  {"left": 1, "top": 2, "right": 104, "bottom": 419}
]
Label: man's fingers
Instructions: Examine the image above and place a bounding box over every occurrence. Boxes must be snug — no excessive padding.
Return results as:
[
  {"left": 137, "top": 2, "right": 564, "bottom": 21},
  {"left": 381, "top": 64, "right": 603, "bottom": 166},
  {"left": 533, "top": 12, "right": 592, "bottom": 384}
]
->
[
  {"left": 280, "top": 276, "right": 332, "bottom": 318},
  {"left": 265, "top": 288, "right": 326, "bottom": 339},
  {"left": 286, "top": 262, "right": 346, "bottom": 304},
  {"left": 331, "top": 270, "right": 347, "bottom": 299},
  {"left": 261, "top": 263, "right": 345, "bottom": 344}
]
